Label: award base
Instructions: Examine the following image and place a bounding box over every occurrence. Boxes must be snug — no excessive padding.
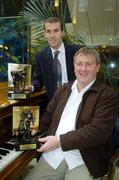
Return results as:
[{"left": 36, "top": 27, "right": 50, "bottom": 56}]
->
[
  {"left": 15, "top": 135, "right": 38, "bottom": 151},
  {"left": 8, "top": 90, "right": 30, "bottom": 100}
]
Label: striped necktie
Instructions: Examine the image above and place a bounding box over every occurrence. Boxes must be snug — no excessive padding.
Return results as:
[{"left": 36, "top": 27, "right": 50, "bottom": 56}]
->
[{"left": 53, "top": 51, "right": 62, "bottom": 88}]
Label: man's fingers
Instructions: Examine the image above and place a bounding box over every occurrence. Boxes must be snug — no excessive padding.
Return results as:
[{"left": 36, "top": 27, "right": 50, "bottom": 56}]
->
[{"left": 38, "top": 137, "right": 47, "bottom": 142}]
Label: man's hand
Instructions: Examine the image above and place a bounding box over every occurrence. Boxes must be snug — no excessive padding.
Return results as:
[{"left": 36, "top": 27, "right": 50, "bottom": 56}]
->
[
  {"left": 31, "top": 129, "right": 37, "bottom": 136},
  {"left": 25, "top": 85, "right": 34, "bottom": 92},
  {"left": 37, "top": 135, "right": 60, "bottom": 152}
]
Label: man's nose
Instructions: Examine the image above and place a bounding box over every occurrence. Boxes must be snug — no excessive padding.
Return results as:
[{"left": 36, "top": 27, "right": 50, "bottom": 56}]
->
[
  {"left": 51, "top": 32, "right": 55, "bottom": 36},
  {"left": 81, "top": 64, "right": 87, "bottom": 70}
]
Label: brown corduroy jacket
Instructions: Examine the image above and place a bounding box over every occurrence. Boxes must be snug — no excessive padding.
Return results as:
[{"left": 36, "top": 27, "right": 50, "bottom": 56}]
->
[{"left": 40, "top": 80, "right": 118, "bottom": 178}]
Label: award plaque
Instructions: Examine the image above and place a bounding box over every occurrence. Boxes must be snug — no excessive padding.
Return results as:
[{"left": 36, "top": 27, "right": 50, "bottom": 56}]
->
[
  {"left": 8, "top": 63, "right": 31, "bottom": 99},
  {"left": 13, "top": 106, "right": 40, "bottom": 151}
]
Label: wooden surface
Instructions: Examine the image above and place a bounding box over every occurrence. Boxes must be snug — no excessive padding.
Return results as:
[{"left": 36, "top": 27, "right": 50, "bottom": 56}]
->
[
  {"left": 0, "top": 82, "right": 8, "bottom": 107},
  {"left": 0, "top": 82, "right": 47, "bottom": 119},
  {"left": 0, "top": 82, "right": 47, "bottom": 110},
  {"left": 0, "top": 150, "right": 37, "bottom": 180},
  {"left": 0, "top": 82, "right": 48, "bottom": 144},
  {"left": 0, "top": 82, "right": 47, "bottom": 179}
]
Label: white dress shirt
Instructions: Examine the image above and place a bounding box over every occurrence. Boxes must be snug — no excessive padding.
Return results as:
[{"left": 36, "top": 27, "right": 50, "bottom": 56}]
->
[
  {"left": 51, "top": 43, "right": 68, "bottom": 84},
  {"left": 43, "top": 79, "right": 95, "bottom": 170}
]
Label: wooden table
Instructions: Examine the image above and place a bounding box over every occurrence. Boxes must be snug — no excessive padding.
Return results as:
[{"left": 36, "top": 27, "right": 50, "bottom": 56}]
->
[{"left": 0, "top": 82, "right": 47, "bottom": 180}]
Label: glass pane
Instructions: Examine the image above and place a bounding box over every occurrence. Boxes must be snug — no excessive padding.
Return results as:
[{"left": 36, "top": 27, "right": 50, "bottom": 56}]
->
[
  {"left": 0, "top": 16, "right": 28, "bottom": 82},
  {"left": 67, "top": 0, "right": 119, "bottom": 92}
]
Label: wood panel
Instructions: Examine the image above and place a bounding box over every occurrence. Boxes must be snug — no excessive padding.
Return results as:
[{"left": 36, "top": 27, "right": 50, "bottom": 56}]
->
[{"left": 0, "top": 82, "right": 47, "bottom": 179}]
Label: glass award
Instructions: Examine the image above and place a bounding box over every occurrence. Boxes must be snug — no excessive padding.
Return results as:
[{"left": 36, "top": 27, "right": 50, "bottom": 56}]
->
[
  {"left": 12, "top": 106, "right": 40, "bottom": 151},
  {"left": 8, "top": 63, "right": 31, "bottom": 99}
]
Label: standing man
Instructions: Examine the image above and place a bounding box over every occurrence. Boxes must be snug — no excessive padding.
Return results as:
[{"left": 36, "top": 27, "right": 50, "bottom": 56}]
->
[
  {"left": 30, "top": 17, "right": 80, "bottom": 100},
  {"left": 25, "top": 47, "right": 118, "bottom": 180}
]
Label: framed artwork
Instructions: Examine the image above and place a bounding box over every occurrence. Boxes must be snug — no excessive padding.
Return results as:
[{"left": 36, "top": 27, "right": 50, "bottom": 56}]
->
[{"left": 0, "top": 16, "right": 28, "bottom": 82}]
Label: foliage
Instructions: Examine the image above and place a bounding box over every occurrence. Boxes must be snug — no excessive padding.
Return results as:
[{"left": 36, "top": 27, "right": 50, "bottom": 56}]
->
[
  {"left": 16, "top": 0, "right": 118, "bottom": 92},
  {"left": 16, "top": 0, "right": 84, "bottom": 64},
  {"left": 97, "top": 51, "right": 119, "bottom": 93}
]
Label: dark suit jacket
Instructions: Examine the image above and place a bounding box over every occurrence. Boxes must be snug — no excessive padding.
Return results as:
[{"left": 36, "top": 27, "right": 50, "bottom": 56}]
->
[
  {"left": 40, "top": 80, "right": 118, "bottom": 178},
  {"left": 31, "top": 43, "right": 80, "bottom": 100}
]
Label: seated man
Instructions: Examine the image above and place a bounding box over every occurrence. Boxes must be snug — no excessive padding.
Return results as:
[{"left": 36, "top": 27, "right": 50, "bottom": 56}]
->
[{"left": 24, "top": 47, "right": 118, "bottom": 180}]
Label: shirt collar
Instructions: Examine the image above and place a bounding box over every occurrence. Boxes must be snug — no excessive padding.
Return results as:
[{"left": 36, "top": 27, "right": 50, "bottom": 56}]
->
[
  {"left": 51, "top": 42, "right": 65, "bottom": 54},
  {"left": 71, "top": 79, "right": 96, "bottom": 93}
]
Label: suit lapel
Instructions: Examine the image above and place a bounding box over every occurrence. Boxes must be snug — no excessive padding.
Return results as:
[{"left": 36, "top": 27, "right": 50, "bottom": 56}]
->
[
  {"left": 45, "top": 47, "right": 53, "bottom": 64},
  {"left": 45, "top": 47, "right": 56, "bottom": 89},
  {"left": 64, "top": 44, "right": 69, "bottom": 78},
  {"left": 64, "top": 44, "right": 73, "bottom": 81},
  {"left": 44, "top": 47, "right": 54, "bottom": 74}
]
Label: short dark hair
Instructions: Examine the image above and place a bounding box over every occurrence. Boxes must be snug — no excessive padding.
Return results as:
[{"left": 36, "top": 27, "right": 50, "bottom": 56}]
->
[
  {"left": 44, "top": 17, "right": 64, "bottom": 31},
  {"left": 74, "top": 46, "right": 101, "bottom": 65}
]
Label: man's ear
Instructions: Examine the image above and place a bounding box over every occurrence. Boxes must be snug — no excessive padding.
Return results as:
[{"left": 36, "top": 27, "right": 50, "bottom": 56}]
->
[
  {"left": 97, "top": 64, "right": 101, "bottom": 73},
  {"left": 61, "top": 30, "right": 64, "bottom": 37}
]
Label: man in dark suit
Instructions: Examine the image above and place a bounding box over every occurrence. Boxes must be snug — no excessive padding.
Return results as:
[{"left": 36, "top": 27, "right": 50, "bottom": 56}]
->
[{"left": 30, "top": 17, "right": 80, "bottom": 100}]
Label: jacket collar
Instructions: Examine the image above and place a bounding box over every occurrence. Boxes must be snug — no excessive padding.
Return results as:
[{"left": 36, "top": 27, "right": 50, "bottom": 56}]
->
[{"left": 67, "top": 79, "right": 105, "bottom": 94}]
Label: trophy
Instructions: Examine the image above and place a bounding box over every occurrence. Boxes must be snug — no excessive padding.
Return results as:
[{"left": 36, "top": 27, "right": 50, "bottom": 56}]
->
[
  {"left": 13, "top": 106, "right": 40, "bottom": 151},
  {"left": 8, "top": 63, "right": 31, "bottom": 99}
]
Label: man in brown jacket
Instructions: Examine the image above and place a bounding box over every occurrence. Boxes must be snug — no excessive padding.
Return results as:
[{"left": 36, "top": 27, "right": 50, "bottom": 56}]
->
[{"left": 25, "top": 47, "right": 118, "bottom": 180}]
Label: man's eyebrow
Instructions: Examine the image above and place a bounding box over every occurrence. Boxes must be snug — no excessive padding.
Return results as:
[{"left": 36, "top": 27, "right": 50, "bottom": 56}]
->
[{"left": 46, "top": 28, "right": 60, "bottom": 31}]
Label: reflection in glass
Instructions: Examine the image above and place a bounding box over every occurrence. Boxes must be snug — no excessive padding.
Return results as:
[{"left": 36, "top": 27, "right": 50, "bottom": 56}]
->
[{"left": 0, "top": 16, "right": 28, "bottom": 82}]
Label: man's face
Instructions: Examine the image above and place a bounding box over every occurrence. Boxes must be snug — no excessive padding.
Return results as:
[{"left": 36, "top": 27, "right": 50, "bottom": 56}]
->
[
  {"left": 74, "top": 53, "right": 100, "bottom": 88},
  {"left": 44, "top": 22, "right": 64, "bottom": 49}
]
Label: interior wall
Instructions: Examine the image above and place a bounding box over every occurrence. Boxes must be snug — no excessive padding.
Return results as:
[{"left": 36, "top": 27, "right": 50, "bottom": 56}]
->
[{"left": 67, "top": 0, "right": 119, "bottom": 46}]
